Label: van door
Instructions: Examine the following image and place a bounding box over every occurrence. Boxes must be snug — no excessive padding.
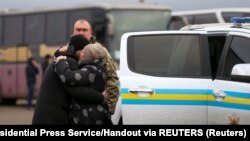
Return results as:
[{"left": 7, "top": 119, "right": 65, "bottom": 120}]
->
[
  {"left": 209, "top": 33, "right": 250, "bottom": 124},
  {"left": 120, "top": 31, "right": 212, "bottom": 124}
]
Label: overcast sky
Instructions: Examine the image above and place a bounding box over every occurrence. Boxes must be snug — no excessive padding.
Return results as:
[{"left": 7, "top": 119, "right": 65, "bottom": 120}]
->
[{"left": 1, "top": 0, "right": 250, "bottom": 11}]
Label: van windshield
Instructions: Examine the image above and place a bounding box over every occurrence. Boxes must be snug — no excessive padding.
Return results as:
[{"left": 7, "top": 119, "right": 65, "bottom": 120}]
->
[{"left": 107, "top": 9, "right": 171, "bottom": 61}]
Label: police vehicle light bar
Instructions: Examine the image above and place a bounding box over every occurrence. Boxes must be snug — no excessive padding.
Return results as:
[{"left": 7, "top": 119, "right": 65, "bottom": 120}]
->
[
  {"left": 231, "top": 17, "right": 250, "bottom": 28},
  {"left": 231, "top": 17, "right": 250, "bottom": 23}
]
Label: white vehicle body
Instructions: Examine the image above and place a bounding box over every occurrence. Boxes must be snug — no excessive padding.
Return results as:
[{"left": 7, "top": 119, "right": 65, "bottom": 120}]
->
[
  {"left": 112, "top": 21, "right": 250, "bottom": 125},
  {"left": 169, "top": 8, "right": 250, "bottom": 30}
]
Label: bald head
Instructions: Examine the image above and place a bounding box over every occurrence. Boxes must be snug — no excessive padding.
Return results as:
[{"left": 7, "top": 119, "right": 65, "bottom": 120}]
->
[{"left": 73, "top": 19, "right": 93, "bottom": 41}]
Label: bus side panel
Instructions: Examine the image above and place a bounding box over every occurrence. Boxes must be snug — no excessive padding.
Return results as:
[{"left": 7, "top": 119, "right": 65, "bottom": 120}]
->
[
  {"left": 1, "top": 65, "right": 17, "bottom": 98},
  {"left": 17, "top": 64, "right": 28, "bottom": 98}
]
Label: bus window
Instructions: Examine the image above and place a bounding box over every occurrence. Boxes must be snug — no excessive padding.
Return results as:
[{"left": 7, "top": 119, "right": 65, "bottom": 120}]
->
[
  {"left": 108, "top": 9, "right": 171, "bottom": 61},
  {"left": 4, "top": 16, "right": 23, "bottom": 46},
  {"left": 91, "top": 9, "right": 107, "bottom": 45},
  {"left": 92, "top": 8, "right": 107, "bottom": 23},
  {"left": 168, "top": 16, "right": 188, "bottom": 30},
  {"left": 0, "top": 17, "right": 2, "bottom": 45},
  {"left": 192, "top": 14, "right": 218, "bottom": 24},
  {"left": 46, "top": 12, "right": 68, "bottom": 45},
  {"left": 93, "top": 23, "right": 106, "bottom": 45},
  {"left": 25, "top": 14, "right": 45, "bottom": 44}
]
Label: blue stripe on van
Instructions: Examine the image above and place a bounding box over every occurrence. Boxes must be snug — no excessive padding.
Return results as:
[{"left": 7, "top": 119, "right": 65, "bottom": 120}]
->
[
  {"left": 122, "top": 99, "right": 207, "bottom": 105},
  {"left": 225, "top": 91, "right": 250, "bottom": 99},
  {"left": 122, "top": 99, "right": 250, "bottom": 110},
  {"left": 208, "top": 101, "right": 250, "bottom": 111}
]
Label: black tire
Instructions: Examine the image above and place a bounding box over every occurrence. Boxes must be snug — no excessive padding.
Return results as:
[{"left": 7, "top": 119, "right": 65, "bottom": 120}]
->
[
  {"left": 0, "top": 95, "right": 3, "bottom": 105},
  {"left": 3, "top": 98, "right": 17, "bottom": 105}
]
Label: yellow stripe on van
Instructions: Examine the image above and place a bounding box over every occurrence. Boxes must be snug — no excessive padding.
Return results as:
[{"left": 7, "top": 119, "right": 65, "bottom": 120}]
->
[
  {"left": 122, "top": 93, "right": 207, "bottom": 100},
  {"left": 122, "top": 93, "right": 250, "bottom": 105}
]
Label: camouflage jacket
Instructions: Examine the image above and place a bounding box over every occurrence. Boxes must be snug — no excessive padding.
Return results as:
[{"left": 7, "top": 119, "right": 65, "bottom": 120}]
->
[{"left": 93, "top": 42, "right": 119, "bottom": 114}]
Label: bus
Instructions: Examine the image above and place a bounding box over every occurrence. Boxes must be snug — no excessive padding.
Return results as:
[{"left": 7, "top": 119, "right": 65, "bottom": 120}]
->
[
  {"left": 0, "top": 3, "right": 171, "bottom": 104},
  {"left": 169, "top": 8, "right": 250, "bottom": 30}
]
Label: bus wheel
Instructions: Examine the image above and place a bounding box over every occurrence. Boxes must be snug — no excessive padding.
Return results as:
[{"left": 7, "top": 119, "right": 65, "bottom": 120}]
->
[
  {"left": 3, "top": 98, "right": 17, "bottom": 105},
  {"left": 0, "top": 96, "right": 2, "bottom": 104}
]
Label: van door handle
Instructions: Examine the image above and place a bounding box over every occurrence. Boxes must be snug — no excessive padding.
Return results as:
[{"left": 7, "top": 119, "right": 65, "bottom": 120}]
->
[
  {"left": 129, "top": 88, "right": 154, "bottom": 95},
  {"left": 213, "top": 90, "right": 227, "bottom": 101}
]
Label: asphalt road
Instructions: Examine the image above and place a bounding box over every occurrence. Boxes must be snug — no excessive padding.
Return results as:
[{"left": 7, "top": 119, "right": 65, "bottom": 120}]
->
[{"left": 0, "top": 100, "right": 34, "bottom": 125}]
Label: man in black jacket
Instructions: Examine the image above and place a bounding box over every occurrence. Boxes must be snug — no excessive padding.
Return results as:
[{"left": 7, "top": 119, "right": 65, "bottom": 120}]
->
[
  {"left": 26, "top": 57, "right": 39, "bottom": 110},
  {"left": 32, "top": 35, "right": 104, "bottom": 125}
]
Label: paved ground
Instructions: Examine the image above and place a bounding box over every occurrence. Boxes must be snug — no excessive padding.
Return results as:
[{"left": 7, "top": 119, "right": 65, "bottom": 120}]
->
[{"left": 0, "top": 100, "right": 34, "bottom": 125}]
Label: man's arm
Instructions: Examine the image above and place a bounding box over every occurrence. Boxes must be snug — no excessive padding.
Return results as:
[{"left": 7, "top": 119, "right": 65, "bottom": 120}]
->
[
  {"left": 54, "top": 56, "right": 104, "bottom": 104},
  {"left": 63, "top": 84, "right": 104, "bottom": 104},
  {"left": 102, "top": 47, "right": 119, "bottom": 114},
  {"left": 54, "top": 59, "right": 93, "bottom": 86}
]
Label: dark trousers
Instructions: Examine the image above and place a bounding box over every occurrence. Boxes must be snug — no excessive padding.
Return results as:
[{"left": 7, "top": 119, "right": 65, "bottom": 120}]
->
[{"left": 27, "top": 83, "right": 35, "bottom": 108}]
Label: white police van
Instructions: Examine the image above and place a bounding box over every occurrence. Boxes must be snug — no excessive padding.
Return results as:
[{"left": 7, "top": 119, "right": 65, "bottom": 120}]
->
[
  {"left": 112, "top": 17, "right": 250, "bottom": 125},
  {"left": 169, "top": 8, "right": 250, "bottom": 30}
]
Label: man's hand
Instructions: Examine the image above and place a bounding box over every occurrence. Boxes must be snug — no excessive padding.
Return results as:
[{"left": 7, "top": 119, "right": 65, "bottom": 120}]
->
[
  {"left": 32, "top": 60, "right": 39, "bottom": 68},
  {"left": 102, "top": 90, "right": 107, "bottom": 98},
  {"left": 55, "top": 55, "right": 67, "bottom": 62},
  {"left": 59, "top": 46, "right": 68, "bottom": 52}
]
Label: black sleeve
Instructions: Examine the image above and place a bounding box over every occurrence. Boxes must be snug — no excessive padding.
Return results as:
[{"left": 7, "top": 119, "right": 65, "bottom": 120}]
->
[
  {"left": 54, "top": 58, "right": 104, "bottom": 103},
  {"left": 26, "top": 65, "right": 38, "bottom": 76},
  {"left": 54, "top": 49, "right": 66, "bottom": 57},
  {"left": 55, "top": 59, "right": 92, "bottom": 86},
  {"left": 54, "top": 45, "right": 76, "bottom": 59},
  {"left": 34, "top": 66, "right": 39, "bottom": 74},
  {"left": 55, "top": 57, "right": 104, "bottom": 103},
  {"left": 63, "top": 84, "right": 104, "bottom": 103}
]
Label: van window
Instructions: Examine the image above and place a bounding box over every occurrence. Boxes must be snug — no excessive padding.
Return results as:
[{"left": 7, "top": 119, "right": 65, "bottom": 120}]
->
[
  {"left": 222, "top": 36, "right": 250, "bottom": 78},
  {"left": 208, "top": 36, "right": 226, "bottom": 79},
  {"left": 128, "top": 34, "right": 201, "bottom": 77},
  {"left": 186, "top": 14, "right": 218, "bottom": 24}
]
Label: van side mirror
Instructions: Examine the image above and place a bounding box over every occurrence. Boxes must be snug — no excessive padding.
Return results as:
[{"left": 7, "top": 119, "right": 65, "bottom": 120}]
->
[{"left": 231, "top": 64, "right": 250, "bottom": 83}]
